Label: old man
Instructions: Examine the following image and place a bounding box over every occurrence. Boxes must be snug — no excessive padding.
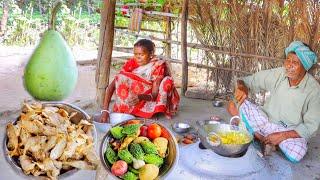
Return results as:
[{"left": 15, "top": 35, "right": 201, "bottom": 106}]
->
[{"left": 228, "top": 41, "right": 320, "bottom": 162}]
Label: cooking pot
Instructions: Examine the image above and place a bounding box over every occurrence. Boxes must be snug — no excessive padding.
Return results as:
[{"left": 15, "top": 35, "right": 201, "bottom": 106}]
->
[{"left": 196, "top": 120, "right": 253, "bottom": 157}]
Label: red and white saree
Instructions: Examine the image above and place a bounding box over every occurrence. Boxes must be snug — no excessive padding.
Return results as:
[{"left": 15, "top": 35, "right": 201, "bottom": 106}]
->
[{"left": 113, "top": 58, "right": 180, "bottom": 119}]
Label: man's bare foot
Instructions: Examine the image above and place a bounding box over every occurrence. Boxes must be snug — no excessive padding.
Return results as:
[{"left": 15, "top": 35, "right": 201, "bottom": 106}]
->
[
  {"left": 262, "top": 143, "right": 276, "bottom": 156},
  {"left": 253, "top": 132, "right": 276, "bottom": 156},
  {"left": 227, "top": 101, "right": 239, "bottom": 116}
]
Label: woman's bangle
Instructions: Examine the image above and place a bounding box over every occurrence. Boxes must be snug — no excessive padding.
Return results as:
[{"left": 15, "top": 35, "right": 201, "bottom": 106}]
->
[{"left": 101, "top": 109, "right": 110, "bottom": 114}]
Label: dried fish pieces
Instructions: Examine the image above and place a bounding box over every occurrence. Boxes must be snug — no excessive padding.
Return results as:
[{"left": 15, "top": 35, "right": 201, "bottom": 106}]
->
[
  {"left": 6, "top": 103, "right": 98, "bottom": 179},
  {"left": 19, "top": 155, "right": 36, "bottom": 175},
  {"left": 6, "top": 123, "right": 19, "bottom": 156},
  {"left": 50, "top": 135, "right": 67, "bottom": 160},
  {"left": 63, "top": 160, "right": 96, "bottom": 170}
]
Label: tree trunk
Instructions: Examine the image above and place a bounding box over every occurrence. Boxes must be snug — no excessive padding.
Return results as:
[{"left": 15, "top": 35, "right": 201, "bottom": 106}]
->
[
  {"left": 0, "top": 1, "right": 9, "bottom": 36},
  {"left": 38, "top": 0, "right": 43, "bottom": 14},
  {"left": 87, "top": 0, "right": 93, "bottom": 15},
  {"left": 181, "top": 0, "right": 189, "bottom": 95},
  {"left": 95, "top": 0, "right": 116, "bottom": 108}
]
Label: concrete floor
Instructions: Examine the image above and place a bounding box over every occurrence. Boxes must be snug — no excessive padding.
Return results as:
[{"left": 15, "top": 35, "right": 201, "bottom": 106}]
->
[{"left": 1, "top": 47, "right": 320, "bottom": 179}]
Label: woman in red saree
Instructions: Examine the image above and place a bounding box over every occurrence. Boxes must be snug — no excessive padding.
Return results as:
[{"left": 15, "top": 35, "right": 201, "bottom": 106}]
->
[{"left": 100, "top": 39, "right": 180, "bottom": 122}]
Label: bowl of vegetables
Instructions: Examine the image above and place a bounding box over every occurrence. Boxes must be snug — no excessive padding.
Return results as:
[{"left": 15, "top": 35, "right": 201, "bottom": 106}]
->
[{"left": 100, "top": 119, "right": 179, "bottom": 180}]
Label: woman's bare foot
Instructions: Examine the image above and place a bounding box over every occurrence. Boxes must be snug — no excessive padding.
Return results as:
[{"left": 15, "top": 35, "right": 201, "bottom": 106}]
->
[{"left": 227, "top": 101, "right": 239, "bottom": 116}]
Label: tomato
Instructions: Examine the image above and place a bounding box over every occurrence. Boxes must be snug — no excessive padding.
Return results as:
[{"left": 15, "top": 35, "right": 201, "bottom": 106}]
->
[
  {"left": 140, "top": 125, "right": 148, "bottom": 137},
  {"left": 147, "top": 123, "right": 162, "bottom": 139},
  {"left": 160, "top": 127, "right": 170, "bottom": 139}
]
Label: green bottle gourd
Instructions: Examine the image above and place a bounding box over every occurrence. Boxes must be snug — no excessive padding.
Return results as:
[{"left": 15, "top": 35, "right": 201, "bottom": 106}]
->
[{"left": 24, "top": 1, "right": 78, "bottom": 101}]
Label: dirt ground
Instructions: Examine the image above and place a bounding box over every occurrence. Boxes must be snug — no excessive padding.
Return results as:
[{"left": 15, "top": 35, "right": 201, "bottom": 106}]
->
[{"left": 1, "top": 46, "right": 320, "bottom": 179}]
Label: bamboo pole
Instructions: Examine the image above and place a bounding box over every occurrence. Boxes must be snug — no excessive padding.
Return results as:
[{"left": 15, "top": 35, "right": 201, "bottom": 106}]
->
[
  {"left": 94, "top": 54, "right": 252, "bottom": 75},
  {"left": 164, "top": 5, "right": 172, "bottom": 58},
  {"left": 164, "top": 5, "right": 173, "bottom": 76},
  {"left": 116, "top": 7, "right": 179, "bottom": 18},
  {"left": 181, "top": 0, "right": 189, "bottom": 95},
  {"left": 95, "top": 0, "right": 116, "bottom": 108},
  {"left": 115, "top": 26, "right": 164, "bottom": 33},
  {"left": 115, "top": 28, "right": 284, "bottom": 62},
  {"left": 144, "top": 10, "right": 179, "bottom": 18},
  {"left": 116, "top": 2, "right": 163, "bottom": 7}
]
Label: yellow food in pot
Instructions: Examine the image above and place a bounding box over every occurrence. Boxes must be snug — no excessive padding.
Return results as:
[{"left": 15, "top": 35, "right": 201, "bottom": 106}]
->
[{"left": 209, "top": 131, "right": 251, "bottom": 145}]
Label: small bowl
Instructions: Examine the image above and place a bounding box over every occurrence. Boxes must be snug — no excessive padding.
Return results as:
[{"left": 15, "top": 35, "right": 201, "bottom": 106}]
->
[
  {"left": 92, "top": 112, "right": 135, "bottom": 133},
  {"left": 172, "top": 122, "right": 191, "bottom": 133},
  {"left": 212, "top": 100, "right": 223, "bottom": 107},
  {"left": 92, "top": 121, "right": 112, "bottom": 133}
]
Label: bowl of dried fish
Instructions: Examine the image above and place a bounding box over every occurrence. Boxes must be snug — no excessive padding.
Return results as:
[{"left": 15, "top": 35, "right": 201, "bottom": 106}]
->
[
  {"left": 100, "top": 119, "right": 179, "bottom": 180},
  {"left": 4, "top": 102, "right": 99, "bottom": 179}
]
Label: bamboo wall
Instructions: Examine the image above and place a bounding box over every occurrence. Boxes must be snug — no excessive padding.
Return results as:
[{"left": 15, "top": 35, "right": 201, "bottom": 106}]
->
[{"left": 186, "top": 0, "right": 320, "bottom": 95}]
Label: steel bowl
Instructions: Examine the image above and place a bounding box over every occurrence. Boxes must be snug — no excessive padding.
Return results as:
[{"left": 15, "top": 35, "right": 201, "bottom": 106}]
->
[
  {"left": 172, "top": 122, "right": 191, "bottom": 133},
  {"left": 4, "top": 102, "right": 96, "bottom": 179},
  {"left": 196, "top": 121, "right": 253, "bottom": 157},
  {"left": 100, "top": 119, "right": 179, "bottom": 179},
  {"left": 212, "top": 100, "right": 223, "bottom": 107},
  {"left": 92, "top": 111, "right": 135, "bottom": 133}
]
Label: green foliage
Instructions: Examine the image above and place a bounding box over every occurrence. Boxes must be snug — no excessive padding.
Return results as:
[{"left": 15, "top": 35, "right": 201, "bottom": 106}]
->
[
  {"left": 4, "top": 4, "right": 43, "bottom": 45},
  {"left": 2, "top": 0, "right": 100, "bottom": 47},
  {"left": 1, "top": 0, "right": 168, "bottom": 48}
]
